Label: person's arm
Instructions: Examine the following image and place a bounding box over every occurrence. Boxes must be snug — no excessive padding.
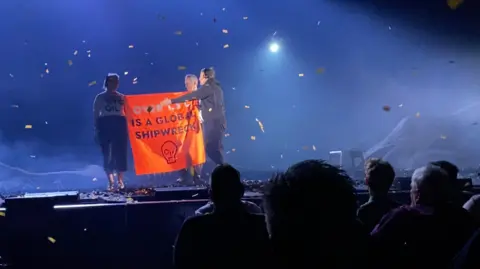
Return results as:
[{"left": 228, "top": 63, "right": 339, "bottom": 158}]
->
[
  {"left": 93, "top": 94, "right": 103, "bottom": 129},
  {"left": 171, "top": 84, "right": 214, "bottom": 104}
]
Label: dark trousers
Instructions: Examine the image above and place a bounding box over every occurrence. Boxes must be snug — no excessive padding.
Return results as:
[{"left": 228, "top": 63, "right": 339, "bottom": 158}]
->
[
  {"left": 203, "top": 118, "right": 225, "bottom": 166},
  {"left": 97, "top": 116, "right": 128, "bottom": 173}
]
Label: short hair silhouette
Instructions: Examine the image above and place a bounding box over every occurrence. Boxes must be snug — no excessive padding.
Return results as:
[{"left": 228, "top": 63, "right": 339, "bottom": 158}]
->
[
  {"left": 201, "top": 67, "right": 216, "bottom": 79},
  {"left": 210, "top": 164, "right": 244, "bottom": 205},
  {"left": 264, "top": 160, "right": 357, "bottom": 228},
  {"left": 430, "top": 160, "right": 458, "bottom": 182},
  {"left": 365, "top": 158, "right": 395, "bottom": 194}
]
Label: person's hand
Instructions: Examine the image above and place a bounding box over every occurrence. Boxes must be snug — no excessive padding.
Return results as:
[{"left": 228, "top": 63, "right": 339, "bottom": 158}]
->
[{"left": 160, "top": 98, "right": 172, "bottom": 106}]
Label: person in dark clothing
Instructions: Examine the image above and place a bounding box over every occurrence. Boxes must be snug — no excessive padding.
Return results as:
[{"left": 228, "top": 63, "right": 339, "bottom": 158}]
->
[
  {"left": 357, "top": 158, "right": 400, "bottom": 232},
  {"left": 173, "top": 164, "right": 270, "bottom": 269},
  {"left": 161, "top": 67, "right": 226, "bottom": 172},
  {"left": 430, "top": 160, "right": 472, "bottom": 206},
  {"left": 264, "top": 160, "right": 370, "bottom": 269},
  {"left": 93, "top": 73, "right": 128, "bottom": 191},
  {"left": 194, "top": 163, "right": 262, "bottom": 215},
  {"left": 452, "top": 228, "right": 480, "bottom": 269},
  {"left": 371, "top": 165, "right": 476, "bottom": 269}
]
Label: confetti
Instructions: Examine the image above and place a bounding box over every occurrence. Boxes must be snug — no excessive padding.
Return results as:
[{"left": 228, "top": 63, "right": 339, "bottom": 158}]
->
[
  {"left": 25, "top": 125, "right": 33, "bottom": 129},
  {"left": 382, "top": 105, "right": 391, "bottom": 112},
  {"left": 316, "top": 67, "right": 325, "bottom": 74},
  {"left": 222, "top": 7, "right": 226, "bottom": 11},
  {"left": 47, "top": 237, "right": 56, "bottom": 243},
  {"left": 250, "top": 136, "right": 256, "bottom": 141},
  {"left": 92, "top": 178, "right": 97, "bottom": 182},
  {"left": 67, "top": 60, "right": 73, "bottom": 66},
  {"left": 244, "top": 105, "right": 250, "bottom": 109},
  {"left": 10, "top": 105, "right": 19, "bottom": 108},
  {"left": 312, "top": 145, "right": 317, "bottom": 151},
  {"left": 298, "top": 73, "right": 304, "bottom": 77},
  {"left": 124, "top": 71, "right": 129, "bottom": 75},
  {"left": 177, "top": 66, "right": 187, "bottom": 70},
  {"left": 398, "top": 104, "right": 403, "bottom": 108},
  {"left": 45, "top": 68, "right": 50, "bottom": 74},
  {"left": 133, "top": 77, "right": 138, "bottom": 85},
  {"left": 0, "top": 212, "right": 5, "bottom": 217},
  {"left": 415, "top": 112, "right": 420, "bottom": 118},
  {"left": 255, "top": 118, "right": 265, "bottom": 133},
  {"left": 73, "top": 50, "right": 78, "bottom": 56},
  {"left": 317, "top": 21, "right": 321, "bottom": 26},
  {"left": 208, "top": 108, "right": 212, "bottom": 112},
  {"left": 128, "top": 45, "right": 134, "bottom": 49},
  {"left": 222, "top": 29, "right": 229, "bottom": 34},
  {"left": 232, "top": 148, "right": 236, "bottom": 152},
  {"left": 243, "top": 16, "right": 248, "bottom": 20},
  {"left": 9, "top": 73, "right": 14, "bottom": 78},
  {"left": 174, "top": 31, "right": 183, "bottom": 35},
  {"left": 440, "top": 135, "right": 447, "bottom": 140},
  {"left": 223, "top": 44, "right": 230, "bottom": 49},
  {"left": 224, "top": 133, "right": 230, "bottom": 137},
  {"left": 88, "top": 81, "right": 97, "bottom": 86},
  {"left": 447, "top": 0, "right": 463, "bottom": 10}
]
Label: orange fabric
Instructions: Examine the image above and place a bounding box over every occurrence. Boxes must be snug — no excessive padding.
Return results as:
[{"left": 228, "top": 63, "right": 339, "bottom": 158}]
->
[{"left": 125, "top": 92, "right": 205, "bottom": 175}]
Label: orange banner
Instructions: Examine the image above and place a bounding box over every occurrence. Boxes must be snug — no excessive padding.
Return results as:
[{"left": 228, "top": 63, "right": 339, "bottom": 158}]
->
[{"left": 125, "top": 92, "right": 206, "bottom": 175}]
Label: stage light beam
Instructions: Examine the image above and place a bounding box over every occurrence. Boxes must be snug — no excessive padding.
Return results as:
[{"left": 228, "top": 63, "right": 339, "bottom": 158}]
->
[{"left": 269, "top": 43, "right": 279, "bottom": 53}]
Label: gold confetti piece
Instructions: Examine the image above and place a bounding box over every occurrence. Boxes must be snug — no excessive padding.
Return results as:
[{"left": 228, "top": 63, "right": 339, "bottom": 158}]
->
[
  {"left": 47, "top": 237, "right": 56, "bottom": 243},
  {"left": 208, "top": 108, "right": 212, "bottom": 112},
  {"left": 223, "top": 44, "right": 230, "bottom": 49},
  {"left": 415, "top": 112, "right": 420, "bottom": 118},
  {"left": 312, "top": 145, "right": 316, "bottom": 151},
  {"left": 440, "top": 135, "right": 447, "bottom": 140},
  {"left": 45, "top": 68, "right": 50, "bottom": 74},
  {"left": 244, "top": 105, "right": 250, "bottom": 109},
  {"left": 67, "top": 60, "right": 73, "bottom": 66},
  {"left": 25, "top": 125, "right": 33, "bottom": 129},
  {"left": 382, "top": 105, "right": 391, "bottom": 112},
  {"left": 189, "top": 167, "right": 195, "bottom": 176},
  {"left": 88, "top": 81, "right": 97, "bottom": 86},
  {"left": 243, "top": 16, "right": 248, "bottom": 20},
  {"left": 316, "top": 67, "right": 325, "bottom": 74},
  {"left": 255, "top": 118, "right": 265, "bottom": 133},
  {"left": 250, "top": 136, "right": 256, "bottom": 140},
  {"left": 222, "top": 29, "right": 229, "bottom": 34},
  {"left": 178, "top": 66, "right": 187, "bottom": 70},
  {"left": 174, "top": 31, "right": 183, "bottom": 35},
  {"left": 124, "top": 71, "right": 128, "bottom": 75},
  {"left": 0, "top": 212, "right": 5, "bottom": 217},
  {"left": 128, "top": 44, "right": 134, "bottom": 49},
  {"left": 232, "top": 148, "right": 236, "bottom": 152},
  {"left": 447, "top": 0, "right": 463, "bottom": 10},
  {"left": 73, "top": 50, "right": 78, "bottom": 56},
  {"left": 298, "top": 73, "right": 304, "bottom": 77}
]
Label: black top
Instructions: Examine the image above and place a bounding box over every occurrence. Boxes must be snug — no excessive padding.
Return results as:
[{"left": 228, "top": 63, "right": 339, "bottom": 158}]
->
[{"left": 172, "top": 79, "right": 226, "bottom": 125}]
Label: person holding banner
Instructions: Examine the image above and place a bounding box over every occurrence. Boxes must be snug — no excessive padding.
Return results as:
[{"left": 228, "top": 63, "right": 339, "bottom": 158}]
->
[
  {"left": 93, "top": 73, "right": 128, "bottom": 191},
  {"left": 177, "top": 74, "right": 204, "bottom": 184},
  {"left": 161, "top": 67, "right": 226, "bottom": 174}
]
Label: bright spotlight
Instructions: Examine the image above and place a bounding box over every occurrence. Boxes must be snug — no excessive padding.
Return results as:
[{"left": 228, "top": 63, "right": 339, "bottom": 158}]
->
[{"left": 269, "top": 43, "right": 279, "bottom": 53}]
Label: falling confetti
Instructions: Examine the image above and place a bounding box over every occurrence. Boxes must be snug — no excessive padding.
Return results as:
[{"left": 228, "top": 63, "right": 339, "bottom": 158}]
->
[
  {"left": 447, "top": 0, "right": 463, "bottom": 10},
  {"left": 133, "top": 77, "right": 138, "bottom": 85},
  {"left": 208, "top": 108, "right": 212, "bottom": 112},
  {"left": 317, "top": 21, "right": 321, "bottom": 26},
  {"left": 92, "top": 178, "right": 97, "bottom": 182},
  {"left": 177, "top": 66, "right": 187, "bottom": 70},
  {"left": 224, "top": 133, "right": 230, "bottom": 137},
  {"left": 222, "top": 29, "right": 229, "bottom": 34},
  {"left": 45, "top": 68, "right": 50, "bottom": 74},
  {"left": 316, "top": 67, "right": 325, "bottom": 74},
  {"left": 9, "top": 73, "right": 14, "bottom": 78},
  {"left": 232, "top": 148, "right": 236, "bottom": 152},
  {"left": 124, "top": 71, "right": 129, "bottom": 75},
  {"left": 128, "top": 45, "right": 134, "bottom": 49},
  {"left": 10, "top": 104, "right": 19, "bottom": 108},
  {"left": 440, "top": 135, "right": 447, "bottom": 140},
  {"left": 88, "top": 81, "right": 97, "bottom": 87},
  {"left": 415, "top": 112, "right": 421, "bottom": 118},
  {"left": 25, "top": 125, "right": 33, "bottom": 129},
  {"left": 222, "top": 7, "right": 226, "bottom": 11},
  {"left": 174, "top": 31, "right": 183, "bottom": 35},
  {"left": 312, "top": 145, "right": 317, "bottom": 151},
  {"left": 47, "top": 237, "right": 56, "bottom": 244},
  {"left": 398, "top": 104, "right": 403, "bottom": 108},
  {"left": 223, "top": 44, "right": 230, "bottom": 49},
  {"left": 255, "top": 118, "right": 265, "bottom": 133},
  {"left": 382, "top": 105, "right": 391, "bottom": 112},
  {"left": 243, "top": 16, "right": 248, "bottom": 20},
  {"left": 67, "top": 60, "right": 73, "bottom": 66},
  {"left": 244, "top": 105, "right": 250, "bottom": 109},
  {"left": 298, "top": 73, "right": 304, "bottom": 77},
  {"left": 73, "top": 50, "right": 78, "bottom": 56},
  {"left": 250, "top": 136, "right": 256, "bottom": 141}
]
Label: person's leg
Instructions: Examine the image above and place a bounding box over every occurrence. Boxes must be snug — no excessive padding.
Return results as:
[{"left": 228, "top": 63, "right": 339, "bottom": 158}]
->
[
  {"left": 113, "top": 116, "right": 128, "bottom": 190},
  {"left": 99, "top": 135, "right": 115, "bottom": 190},
  {"left": 205, "top": 120, "right": 225, "bottom": 166}
]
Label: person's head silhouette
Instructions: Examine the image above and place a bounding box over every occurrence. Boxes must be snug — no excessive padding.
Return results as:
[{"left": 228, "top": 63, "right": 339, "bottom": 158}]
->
[{"left": 209, "top": 164, "right": 244, "bottom": 211}]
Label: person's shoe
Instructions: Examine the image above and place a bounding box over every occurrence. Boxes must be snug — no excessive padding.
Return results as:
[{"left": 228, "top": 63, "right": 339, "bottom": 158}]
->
[
  {"left": 118, "top": 180, "right": 125, "bottom": 191},
  {"left": 107, "top": 181, "right": 115, "bottom": 192}
]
